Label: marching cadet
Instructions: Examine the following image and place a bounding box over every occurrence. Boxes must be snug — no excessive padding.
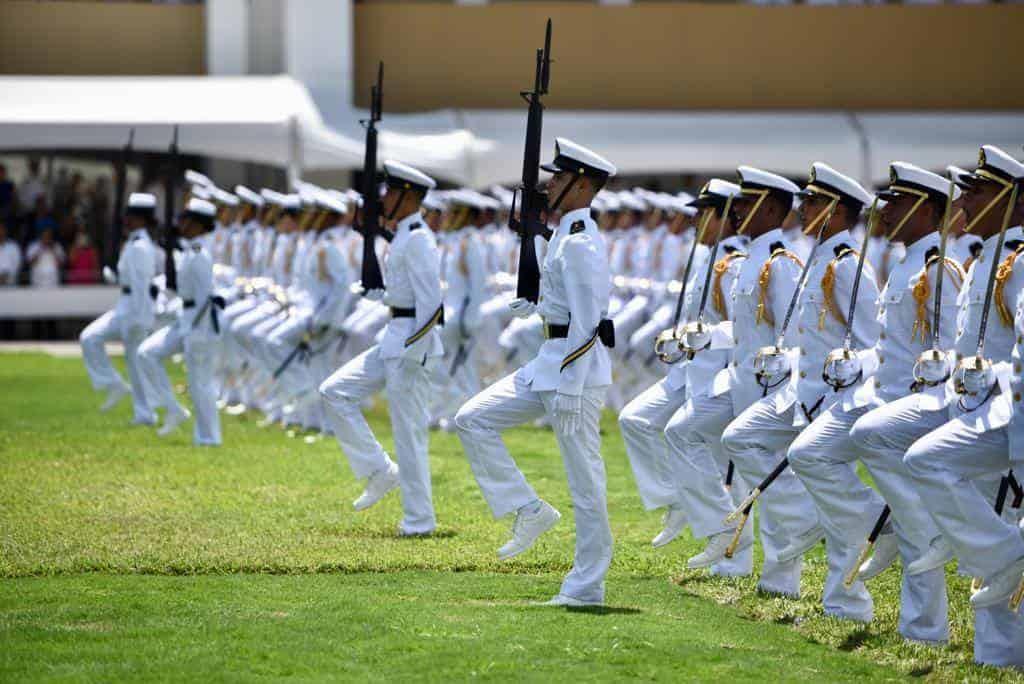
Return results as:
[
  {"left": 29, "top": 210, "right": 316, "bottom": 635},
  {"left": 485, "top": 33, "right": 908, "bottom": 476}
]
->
[
  {"left": 618, "top": 181, "right": 739, "bottom": 550},
  {"left": 721, "top": 164, "right": 880, "bottom": 597},
  {"left": 780, "top": 165, "right": 891, "bottom": 623},
  {"left": 319, "top": 161, "right": 444, "bottom": 537},
  {"left": 668, "top": 167, "right": 812, "bottom": 597},
  {"left": 432, "top": 190, "right": 487, "bottom": 431},
  {"left": 946, "top": 166, "right": 984, "bottom": 270},
  {"left": 901, "top": 146, "right": 1024, "bottom": 666},
  {"left": 455, "top": 138, "right": 616, "bottom": 607},
  {"left": 843, "top": 163, "right": 974, "bottom": 644},
  {"left": 265, "top": 192, "right": 354, "bottom": 428},
  {"left": 80, "top": 192, "right": 159, "bottom": 424}
]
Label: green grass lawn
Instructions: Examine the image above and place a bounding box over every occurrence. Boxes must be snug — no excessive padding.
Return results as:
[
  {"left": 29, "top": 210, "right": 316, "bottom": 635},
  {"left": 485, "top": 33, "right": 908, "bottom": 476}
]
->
[{"left": 0, "top": 352, "right": 1020, "bottom": 682}]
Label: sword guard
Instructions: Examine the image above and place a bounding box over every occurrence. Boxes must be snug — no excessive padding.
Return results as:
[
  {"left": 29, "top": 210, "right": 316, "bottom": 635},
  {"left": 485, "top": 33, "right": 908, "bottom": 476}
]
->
[{"left": 725, "top": 488, "right": 760, "bottom": 524}]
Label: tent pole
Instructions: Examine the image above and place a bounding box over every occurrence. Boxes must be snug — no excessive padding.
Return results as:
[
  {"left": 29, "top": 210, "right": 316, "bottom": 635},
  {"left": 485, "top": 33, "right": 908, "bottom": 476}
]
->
[{"left": 287, "top": 116, "right": 303, "bottom": 187}]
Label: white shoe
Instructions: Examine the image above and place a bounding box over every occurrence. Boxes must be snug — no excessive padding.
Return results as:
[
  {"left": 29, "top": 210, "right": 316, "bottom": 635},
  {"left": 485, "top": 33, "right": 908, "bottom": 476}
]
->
[
  {"left": 969, "top": 556, "right": 1024, "bottom": 608},
  {"left": 397, "top": 523, "right": 435, "bottom": 538},
  {"left": 497, "top": 501, "right": 561, "bottom": 560},
  {"left": 777, "top": 524, "right": 826, "bottom": 564},
  {"left": 225, "top": 403, "right": 248, "bottom": 416},
  {"left": 353, "top": 462, "right": 400, "bottom": 511},
  {"left": 688, "top": 527, "right": 751, "bottom": 569},
  {"left": 857, "top": 532, "right": 900, "bottom": 581},
  {"left": 651, "top": 506, "right": 687, "bottom": 548},
  {"left": 157, "top": 407, "right": 191, "bottom": 437},
  {"left": 906, "top": 536, "right": 955, "bottom": 576},
  {"left": 540, "top": 594, "right": 602, "bottom": 607},
  {"left": 100, "top": 383, "right": 129, "bottom": 412}
]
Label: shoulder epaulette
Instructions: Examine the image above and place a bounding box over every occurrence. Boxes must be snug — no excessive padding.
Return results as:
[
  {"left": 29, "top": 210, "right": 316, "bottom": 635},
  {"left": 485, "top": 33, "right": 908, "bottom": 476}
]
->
[
  {"left": 570, "top": 220, "right": 586, "bottom": 235},
  {"left": 712, "top": 251, "right": 746, "bottom": 319},
  {"left": 993, "top": 244, "right": 1024, "bottom": 328},
  {"left": 409, "top": 222, "right": 424, "bottom": 231},
  {"left": 756, "top": 248, "right": 804, "bottom": 326},
  {"left": 819, "top": 247, "right": 864, "bottom": 330}
]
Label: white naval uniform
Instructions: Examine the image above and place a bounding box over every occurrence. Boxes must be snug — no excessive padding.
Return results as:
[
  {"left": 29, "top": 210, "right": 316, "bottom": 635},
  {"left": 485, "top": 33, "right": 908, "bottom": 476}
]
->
[
  {"left": 902, "top": 228, "right": 1024, "bottom": 665},
  {"left": 80, "top": 228, "right": 157, "bottom": 423},
  {"left": 433, "top": 225, "right": 488, "bottom": 424},
  {"left": 665, "top": 227, "right": 804, "bottom": 595},
  {"left": 788, "top": 234, "right": 960, "bottom": 628},
  {"left": 138, "top": 237, "right": 222, "bottom": 445},
  {"left": 619, "top": 237, "right": 753, "bottom": 575},
  {"left": 455, "top": 206, "right": 613, "bottom": 604},
  {"left": 319, "top": 211, "right": 444, "bottom": 535}
]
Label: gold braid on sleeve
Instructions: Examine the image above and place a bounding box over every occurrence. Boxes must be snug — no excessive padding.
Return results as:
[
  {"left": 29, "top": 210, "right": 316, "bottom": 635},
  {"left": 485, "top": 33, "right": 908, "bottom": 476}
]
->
[
  {"left": 712, "top": 253, "right": 746, "bottom": 319},
  {"left": 757, "top": 249, "right": 803, "bottom": 327},
  {"left": 819, "top": 248, "right": 858, "bottom": 331},
  {"left": 995, "top": 246, "right": 1024, "bottom": 328}
]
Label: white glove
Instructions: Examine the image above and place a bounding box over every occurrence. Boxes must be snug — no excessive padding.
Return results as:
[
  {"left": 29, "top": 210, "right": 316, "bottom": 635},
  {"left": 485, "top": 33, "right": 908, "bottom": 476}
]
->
[
  {"left": 102, "top": 266, "right": 117, "bottom": 285},
  {"left": 553, "top": 392, "right": 582, "bottom": 435},
  {"left": 509, "top": 297, "right": 536, "bottom": 319}
]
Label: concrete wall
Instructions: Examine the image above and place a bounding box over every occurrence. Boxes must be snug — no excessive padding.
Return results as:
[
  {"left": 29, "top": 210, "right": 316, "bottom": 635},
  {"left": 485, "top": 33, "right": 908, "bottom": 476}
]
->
[
  {"left": 353, "top": 3, "right": 1024, "bottom": 111},
  {"left": 0, "top": 0, "right": 205, "bottom": 75}
]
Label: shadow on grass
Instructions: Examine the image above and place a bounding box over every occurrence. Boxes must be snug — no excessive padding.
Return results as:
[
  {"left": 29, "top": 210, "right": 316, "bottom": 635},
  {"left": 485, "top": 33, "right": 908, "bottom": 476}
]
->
[
  {"left": 837, "top": 627, "right": 873, "bottom": 652},
  {"left": 564, "top": 605, "right": 644, "bottom": 616}
]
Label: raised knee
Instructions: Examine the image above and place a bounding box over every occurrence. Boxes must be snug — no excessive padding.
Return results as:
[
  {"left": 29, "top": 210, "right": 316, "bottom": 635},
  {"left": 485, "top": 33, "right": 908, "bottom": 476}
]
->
[
  {"left": 786, "top": 440, "right": 813, "bottom": 472},
  {"left": 618, "top": 406, "right": 643, "bottom": 434},
  {"left": 453, "top": 403, "right": 478, "bottom": 435},
  {"left": 902, "top": 440, "right": 931, "bottom": 477}
]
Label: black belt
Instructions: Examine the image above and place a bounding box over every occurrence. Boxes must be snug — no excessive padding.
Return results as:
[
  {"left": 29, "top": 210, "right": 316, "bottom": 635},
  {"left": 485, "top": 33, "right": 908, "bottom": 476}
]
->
[
  {"left": 183, "top": 299, "right": 196, "bottom": 308},
  {"left": 390, "top": 307, "right": 415, "bottom": 318},
  {"left": 121, "top": 286, "right": 131, "bottom": 294},
  {"left": 543, "top": 318, "right": 616, "bottom": 348}
]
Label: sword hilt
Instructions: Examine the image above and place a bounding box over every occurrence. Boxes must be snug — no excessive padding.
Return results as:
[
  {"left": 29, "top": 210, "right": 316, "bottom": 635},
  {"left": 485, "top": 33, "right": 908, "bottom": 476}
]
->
[
  {"left": 725, "top": 488, "right": 759, "bottom": 524},
  {"left": 843, "top": 540, "right": 874, "bottom": 589},
  {"left": 1010, "top": 574, "right": 1024, "bottom": 612},
  {"left": 724, "top": 512, "right": 750, "bottom": 559}
]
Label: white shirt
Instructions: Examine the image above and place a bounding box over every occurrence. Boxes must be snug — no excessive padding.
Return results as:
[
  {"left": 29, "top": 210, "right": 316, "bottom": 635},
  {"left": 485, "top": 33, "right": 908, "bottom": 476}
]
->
[
  {"left": 443, "top": 225, "right": 488, "bottom": 330},
  {"left": 299, "top": 229, "right": 353, "bottom": 329},
  {"left": 522, "top": 206, "right": 612, "bottom": 396},
  {"left": 379, "top": 211, "right": 444, "bottom": 361},
  {"left": 955, "top": 227, "right": 1024, "bottom": 362},
  {"left": 0, "top": 239, "right": 21, "bottom": 286},
  {"left": 791, "top": 229, "right": 880, "bottom": 423},
  {"left": 114, "top": 228, "right": 156, "bottom": 328},
  {"left": 26, "top": 240, "right": 64, "bottom": 288},
  {"left": 723, "top": 228, "right": 803, "bottom": 413},
  {"left": 177, "top": 237, "right": 216, "bottom": 336}
]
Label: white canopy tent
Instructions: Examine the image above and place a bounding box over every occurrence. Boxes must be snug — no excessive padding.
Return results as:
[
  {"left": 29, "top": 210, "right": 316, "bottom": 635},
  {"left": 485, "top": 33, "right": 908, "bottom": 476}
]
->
[
  {"left": 0, "top": 76, "right": 364, "bottom": 173},
  {"left": 332, "top": 107, "right": 1024, "bottom": 188}
]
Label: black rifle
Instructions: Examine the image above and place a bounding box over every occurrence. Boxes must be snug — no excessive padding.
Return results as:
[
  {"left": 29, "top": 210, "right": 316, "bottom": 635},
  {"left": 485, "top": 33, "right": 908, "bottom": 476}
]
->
[
  {"left": 509, "top": 19, "right": 553, "bottom": 304},
  {"left": 164, "top": 125, "right": 180, "bottom": 291},
  {"left": 355, "top": 62, "right": 387, "bottom": 293},
  {"left": 107, "top": 128, "right": 134, "bottom": 269}
]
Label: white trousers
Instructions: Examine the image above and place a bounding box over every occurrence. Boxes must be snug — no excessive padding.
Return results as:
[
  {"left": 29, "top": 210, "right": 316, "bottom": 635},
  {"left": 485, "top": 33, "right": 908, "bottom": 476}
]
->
[
  {"left": 903, "top": 404, "right": 1024, "bottom": 580},
  {"left": 80, "top": 310, "right": 154, "bottom": 423},
  {"left": 186, "top": 335, "right": 221, "bottom": 446},
  {"left": 721, "top": 396, "right": 820, "bottom": 597},
  {"left": 320, "top": 346, "right": 439, "bottom": 534},
  {"left": 138, "top": 324, "right": 186, "bottom": 415},
  {"left": 455, "top": 372, "right": 612, "bottom": 603},
  {"left": 618, "top": 378, "right": 693, "bottom": 511},
  {"left": 974, "top": 605, "right": 1024, "bottom": 669},
  {"left": 788, "top": 403, "right": 883, "bottom": 622},
  {"left": 849, "top": 395, "right": 950, "bottom": 643},
  {"left": 652, "top": 388, "right": 754, "bottom": 576}
]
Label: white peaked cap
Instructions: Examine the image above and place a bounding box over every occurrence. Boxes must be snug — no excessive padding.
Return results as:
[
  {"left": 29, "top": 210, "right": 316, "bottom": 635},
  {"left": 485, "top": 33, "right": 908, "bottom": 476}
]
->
[
  {"left": 799, "top": 162, "right": 874, "bottom": 208},
  {"left": 736, "top": 166, "right": 801, "bottom": 197},
  {"left": 186, "top": 198, "right": 217, "bottom": 218},
  {"left": 689, "top": 179, "right": 741, "bottom": 209},
  {"left": 235, "top": 185, "right": 264, "bottom": 207},
  {"left": 185, "top": 169, "right": 212, "bottom": 188},
  {"left": 383, "top": 160, "right": 436, "bottom": 191},
  {"left": 880, "top": 162, "right": 959, "bottom": 202},
  {"left": 541, "top": 137, "right": 616, "bottom": 179},
  {"left": 127, "top": 192, "right": 157, "bottom": 210}
]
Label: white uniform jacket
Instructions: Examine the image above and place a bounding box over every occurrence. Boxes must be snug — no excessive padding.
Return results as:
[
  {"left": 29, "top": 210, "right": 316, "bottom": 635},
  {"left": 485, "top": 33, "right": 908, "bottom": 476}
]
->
[
  {"left": 720, "top": 228, "right": 803, "bottom": 413},
  {"left": 786, "top": 230, "right": 881, "bottom": 425},
  {"left": 178, "top": 238, "right": 217, "bottom": 338},
  {"left": 379, "top": 211, "right": 444, "bottom": 361},
  {"left": 521, "top": 207, "right": 612, "bottom": 397},
  {"left": 115, "top": 228, "right": 157, "bottom": 331}
]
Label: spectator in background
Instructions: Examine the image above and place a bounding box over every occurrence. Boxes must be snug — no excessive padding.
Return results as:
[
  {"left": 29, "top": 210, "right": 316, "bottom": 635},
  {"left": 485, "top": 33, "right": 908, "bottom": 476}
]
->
[
  {"left": 0, "top": 219, "right": 22, "bottom": 286},
  {"left": 18, "top": 159, "right": 46, "bottom": 219},
  {"left": 26, "top": 227, "right": 65, "bottom": 288},
  {"left": 26, "top": 196, "right": 57, "bottom": 245},
  {"left": 66, "top": 226, "right": 100, "bottom": 285},
  {"left": 0, "top": 164, "right": 15, "bottom": 223}
]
